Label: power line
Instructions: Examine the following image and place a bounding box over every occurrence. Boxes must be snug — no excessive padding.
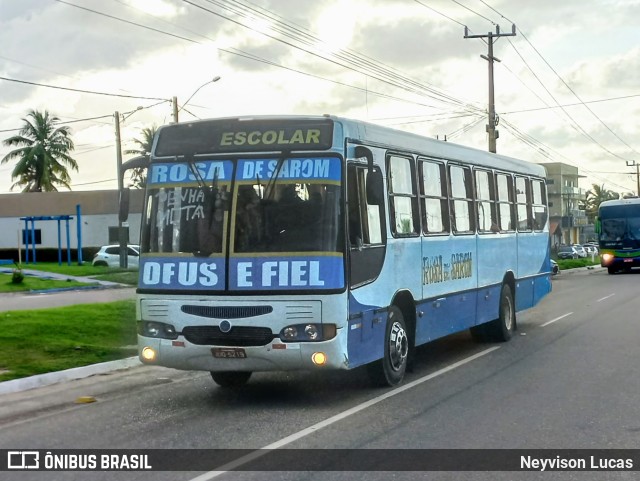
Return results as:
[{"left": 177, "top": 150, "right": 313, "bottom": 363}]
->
[
  {"left": 0, "top": 75, "right": 169, "bottom": 102},
  {"left": 54, "top": 0, "right": 479, "bottom": 118}
]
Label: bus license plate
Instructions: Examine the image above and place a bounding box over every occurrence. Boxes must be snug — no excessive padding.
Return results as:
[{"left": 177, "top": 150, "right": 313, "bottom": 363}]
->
[
  {"left": 212, "top": 348, "right": 246, "bottom": 359},
  {"left": 624, "top": 259, "right": 633, "bottom": 263}
]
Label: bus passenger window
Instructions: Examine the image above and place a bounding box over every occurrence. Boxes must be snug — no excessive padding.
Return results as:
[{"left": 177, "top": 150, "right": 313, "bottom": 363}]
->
[
  {"left": 449, "top": 164, "right": 474, "bottom": 233},
  {"left": 531, "top": 179, "right": 548, "bottom": 231},
  {"left": 419, "top": 160, "right": 449, "bottom": 234},
  {"left": 515, "top": 176, "right": 532, "bottom": 231},
  {"left": 496, "top": 173, "right": 515, "bottom": 231},
  {"left": 348, "top": 165, "right": 384, "bottom": 248},
  {"left": 388, "top": 155, "right": 418, "bottom": 236},
  {"left": 475, "top": 169, "right": 496, "bottom": 233}
]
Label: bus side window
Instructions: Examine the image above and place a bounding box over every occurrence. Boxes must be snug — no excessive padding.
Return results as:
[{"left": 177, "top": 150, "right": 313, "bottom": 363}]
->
[
  {"left": 496, "top": 173, "right": 515, "bottom": 232},
  {"left": 347, "top": 166, "right": 363, "bottom": 247},
  {"left": 515, "top": 176, "right": 532, "bottom": 231},
  {"left": 419, "top": 159, "right": 449, "bottom": 234},
  {"left": 449, "top": 164, "right": 474, "bottom": 233},
  {"left": 348, "top": 165, "right": 384, "bottom": 248},
  {"left": 531, "top": 179, "right": 548, "bottom": 231},
  {"left": 475, "top": 168, "right": 496, "bottom": 233},
  {"left": 388, "top": 154, "right": 419, "bottom": 236}
]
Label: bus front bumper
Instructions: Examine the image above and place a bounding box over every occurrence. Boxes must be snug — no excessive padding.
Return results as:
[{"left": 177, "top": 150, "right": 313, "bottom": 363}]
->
[{"left": 137, "top": 334, "right": 348, "bottom": 372}]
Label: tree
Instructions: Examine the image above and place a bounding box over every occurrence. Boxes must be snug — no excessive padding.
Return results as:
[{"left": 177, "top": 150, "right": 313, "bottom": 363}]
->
[
  {"left": 1, "top": 110, "right": 78, "bottom": 192},
  {"left": 124, "top": 125, "right": 158, "bottom": 189},
  {"left": 584, "top": 184, "right": 619, "bottom": 221}
]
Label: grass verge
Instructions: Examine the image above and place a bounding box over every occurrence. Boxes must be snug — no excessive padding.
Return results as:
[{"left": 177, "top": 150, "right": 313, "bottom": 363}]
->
[
  {"left": 0, "top": 300, "right": 137, "bottom": 382},
  {"left": 556, "top": 257, "right": 601, "bottom": 270},
  {"left": 0, "top": 273, "right": 97, "bottom": 293}
]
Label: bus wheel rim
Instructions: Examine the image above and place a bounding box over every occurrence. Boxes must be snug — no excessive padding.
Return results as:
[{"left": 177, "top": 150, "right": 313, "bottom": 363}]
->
[
  {"left": 503, "top": 294, "right": 513, "bottom": 331},
  {"left": 389, "top": 322, "right": 408, "bottom": 371}
]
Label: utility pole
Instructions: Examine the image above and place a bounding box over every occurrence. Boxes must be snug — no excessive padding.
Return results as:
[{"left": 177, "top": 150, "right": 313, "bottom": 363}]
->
[
  {"left": 626, "top": 160, "right": 640, "bottom": 196},
  {"left": 114, "top": 111, "right": 128, "bottom": 268},
  {"left": 172, "top": 96, "right": 179, "bottom": 123},
  {"left": 464, "top": 24, "right": 516, "bottom": 153}
]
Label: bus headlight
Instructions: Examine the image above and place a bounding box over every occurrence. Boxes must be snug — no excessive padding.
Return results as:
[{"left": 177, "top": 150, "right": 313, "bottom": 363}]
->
[
  {"left": 279, "top": 324, "right": 337, "bottom": 342},
  {"left": 602, "top": 253, "right": 613, "bottom": 264},
  {"left": 137, "top": 321, "right": 178, "bottom": 340},
  {"left": 141, "top": 347, "right": 157, "bottom": 361},
  {"left": 312, "top": 352, "right": 327, "bottom": 366}
]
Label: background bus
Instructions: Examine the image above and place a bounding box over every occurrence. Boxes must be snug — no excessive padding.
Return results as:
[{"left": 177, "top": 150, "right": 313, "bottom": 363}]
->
[
  {"left": 597, "top": 197, "right": 640, "bottom": 274},
  {"left": 127, "top": 115, "right": 552, "bottom": 387}
]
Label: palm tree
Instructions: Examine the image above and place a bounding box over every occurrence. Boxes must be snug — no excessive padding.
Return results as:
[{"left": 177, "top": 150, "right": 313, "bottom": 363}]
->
[
  {"left": 1, "top": 110, "right": 77, "bottom": 192},
  {"left": 124, "top": 125, "right": 158, "bottom": 189},
  {"left": 584, "top": 183, "right": 619, "bottom": 221}
]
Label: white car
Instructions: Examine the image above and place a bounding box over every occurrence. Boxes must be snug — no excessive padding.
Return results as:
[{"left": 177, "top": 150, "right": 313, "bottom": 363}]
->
[
  {"left": 572, "top": 245, "right": 588, "bottom": 258},
  {"left": 92, "top": 245, "right": 140, "bottom": 268}
]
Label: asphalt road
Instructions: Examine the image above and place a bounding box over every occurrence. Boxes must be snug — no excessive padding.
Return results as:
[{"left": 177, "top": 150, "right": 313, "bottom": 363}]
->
[
  {"left": 0, "top": 287, "right": 136, "bottom": 311},
  {"left": 2, "top": 267, "right": 640, "bottom": 481}
]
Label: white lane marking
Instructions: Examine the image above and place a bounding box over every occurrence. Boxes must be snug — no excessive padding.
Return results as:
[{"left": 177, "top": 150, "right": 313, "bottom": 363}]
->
[
  {"left": 188, "top": 346, "right": 501, "bottom": 481},
  {"left": 541, "top": 312, "right": 573, "bottom": 327},
  {"left": 597, "top": 294, "right": 615, "bottom": 302}
]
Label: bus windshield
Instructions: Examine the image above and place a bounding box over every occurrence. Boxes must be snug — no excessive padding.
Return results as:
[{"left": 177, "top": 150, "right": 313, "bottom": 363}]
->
[
  {"left": 140, "top": 156, "right": 344, "bottom": 291},
  {"left": 599, "top": 205, "right": 640, "bottom": 248}
]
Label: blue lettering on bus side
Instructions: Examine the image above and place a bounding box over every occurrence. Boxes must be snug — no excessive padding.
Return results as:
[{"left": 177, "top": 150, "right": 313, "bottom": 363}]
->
[
  {"left": 229, "top": 255, "right": 344, "bottom": 290},
  {"left": 139, "top": 258, "right": 225, "bottom": 290}
]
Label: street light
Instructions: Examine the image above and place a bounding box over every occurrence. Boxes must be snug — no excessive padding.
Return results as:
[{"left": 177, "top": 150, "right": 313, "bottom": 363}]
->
[
  {"left": 173, "top": 76, "right": 222, "bottom": 122},
  {"left": 626, "top": 160, "right": 639, "bottom": 197}
]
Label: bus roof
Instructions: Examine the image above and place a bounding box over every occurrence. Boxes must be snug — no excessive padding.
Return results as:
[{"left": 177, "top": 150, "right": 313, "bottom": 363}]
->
[
  {"left": 599, "top": 197, "right": 640, "bottom": 209},
  {"left": 153, "top": 114, "right": 547, "bottom": 178}
]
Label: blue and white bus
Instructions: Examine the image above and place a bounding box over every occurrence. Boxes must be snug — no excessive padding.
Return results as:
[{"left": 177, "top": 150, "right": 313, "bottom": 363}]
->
[{"left": 130, "top": 115, "right": 552, "bottom": 387}]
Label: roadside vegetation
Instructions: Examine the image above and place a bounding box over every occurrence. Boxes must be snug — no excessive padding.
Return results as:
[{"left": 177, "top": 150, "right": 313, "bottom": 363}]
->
[
  {"left": 0, "top": 300, "right": 137, "bottom": 382},
  {"left": 0, "top": 262, "right": 138, "bottom": 293},
  {"left": 0, "top": 273, "right": 97, "bottom": 293},
  {"left": 555, "top": 257, "right": 601, "bottom": 270}
]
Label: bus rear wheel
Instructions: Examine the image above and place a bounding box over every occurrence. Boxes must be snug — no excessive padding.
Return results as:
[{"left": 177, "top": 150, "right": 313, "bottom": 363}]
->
[
  {"left": 485, "top": 284, "right": 515, "bottom": 342},
  {"left": 368, "top": 306, "right": 409, "bottom": 387},
  {"left": 210, "top": 371, "right": 252, "bottom": 387}
]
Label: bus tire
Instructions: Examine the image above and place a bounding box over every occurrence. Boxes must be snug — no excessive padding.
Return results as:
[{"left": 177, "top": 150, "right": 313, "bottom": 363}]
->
[
  {"left": 607, "top": 267, "right": 617, "bottom": 275},
  {"left": 485, "top": 284, "right": 515, "bottom": 342},
  {"left": 368, "top": 306, "right": 409, "bottom": 387},
  {"left": 210, "top": 371, "right": 252, "bottom": 387}
]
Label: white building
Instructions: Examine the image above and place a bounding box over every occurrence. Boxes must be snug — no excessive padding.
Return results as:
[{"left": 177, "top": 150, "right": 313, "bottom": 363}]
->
[{"left": 0, "top": 189, "right": 145, "bottom": 258}]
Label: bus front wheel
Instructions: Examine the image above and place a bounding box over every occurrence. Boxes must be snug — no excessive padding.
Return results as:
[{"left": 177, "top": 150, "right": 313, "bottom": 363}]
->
[
  {"left": 368, "top": 306, "right": 409, "bottom": 387},
  {"left": 485, "top": 284, "right": 515, "bottom": 342},
  {"left": 210, "top": 371, "right": 252, "bottom": 387},
  {"left": 607, "top": 267, "right": 617, "bottom": 275}
]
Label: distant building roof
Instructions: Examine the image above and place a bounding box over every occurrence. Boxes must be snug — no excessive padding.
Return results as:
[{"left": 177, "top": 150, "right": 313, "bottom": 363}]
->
[{"left": 0, "top": 189, "right": 145, "bottom": 218}]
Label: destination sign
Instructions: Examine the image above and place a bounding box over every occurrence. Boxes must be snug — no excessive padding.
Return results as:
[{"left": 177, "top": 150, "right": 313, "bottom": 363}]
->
[
  {"left": 138, "top": 255, "right": 344, "bottom": 291},
  {"left": 154, "top": 118, "right": 334, "bottom": 157}
]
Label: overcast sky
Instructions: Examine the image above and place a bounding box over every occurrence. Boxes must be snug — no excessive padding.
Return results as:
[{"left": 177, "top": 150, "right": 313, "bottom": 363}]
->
[{"left": 1, "top": 0, "right": 639, "bottom": 196}]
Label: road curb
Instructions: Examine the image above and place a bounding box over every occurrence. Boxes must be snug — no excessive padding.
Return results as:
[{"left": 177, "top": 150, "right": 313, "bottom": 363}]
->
[{"left": 0, "top": 357, "right": 142, "bottom": 395}]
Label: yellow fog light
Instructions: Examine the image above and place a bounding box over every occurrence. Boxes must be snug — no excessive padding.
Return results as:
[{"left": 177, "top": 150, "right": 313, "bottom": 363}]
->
[
  {"left": 311, "top": 352, "right": 327, "bottom": 366},
  {"left": 141, "top": 347, "right": 157, "bottom": 361}
]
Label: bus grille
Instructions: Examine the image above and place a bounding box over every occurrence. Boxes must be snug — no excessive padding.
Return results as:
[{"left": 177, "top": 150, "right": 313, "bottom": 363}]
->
[
  {"left": 182, "top": 326, "right": 275, "bottom": 346},
  {"left": 181, "top": 305, "right": 273, "bottom": 319}
]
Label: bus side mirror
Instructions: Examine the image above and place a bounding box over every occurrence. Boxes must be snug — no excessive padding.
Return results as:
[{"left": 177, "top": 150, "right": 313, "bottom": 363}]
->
[
  {"left": 119, "top": 187, "right": 130, "bottom": 222},
  {"left": 366, "top": 168, "right": 384, "bottom": 205},
  {"left": 594, "top": 217, "right": 601, "bottom": 234}
]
